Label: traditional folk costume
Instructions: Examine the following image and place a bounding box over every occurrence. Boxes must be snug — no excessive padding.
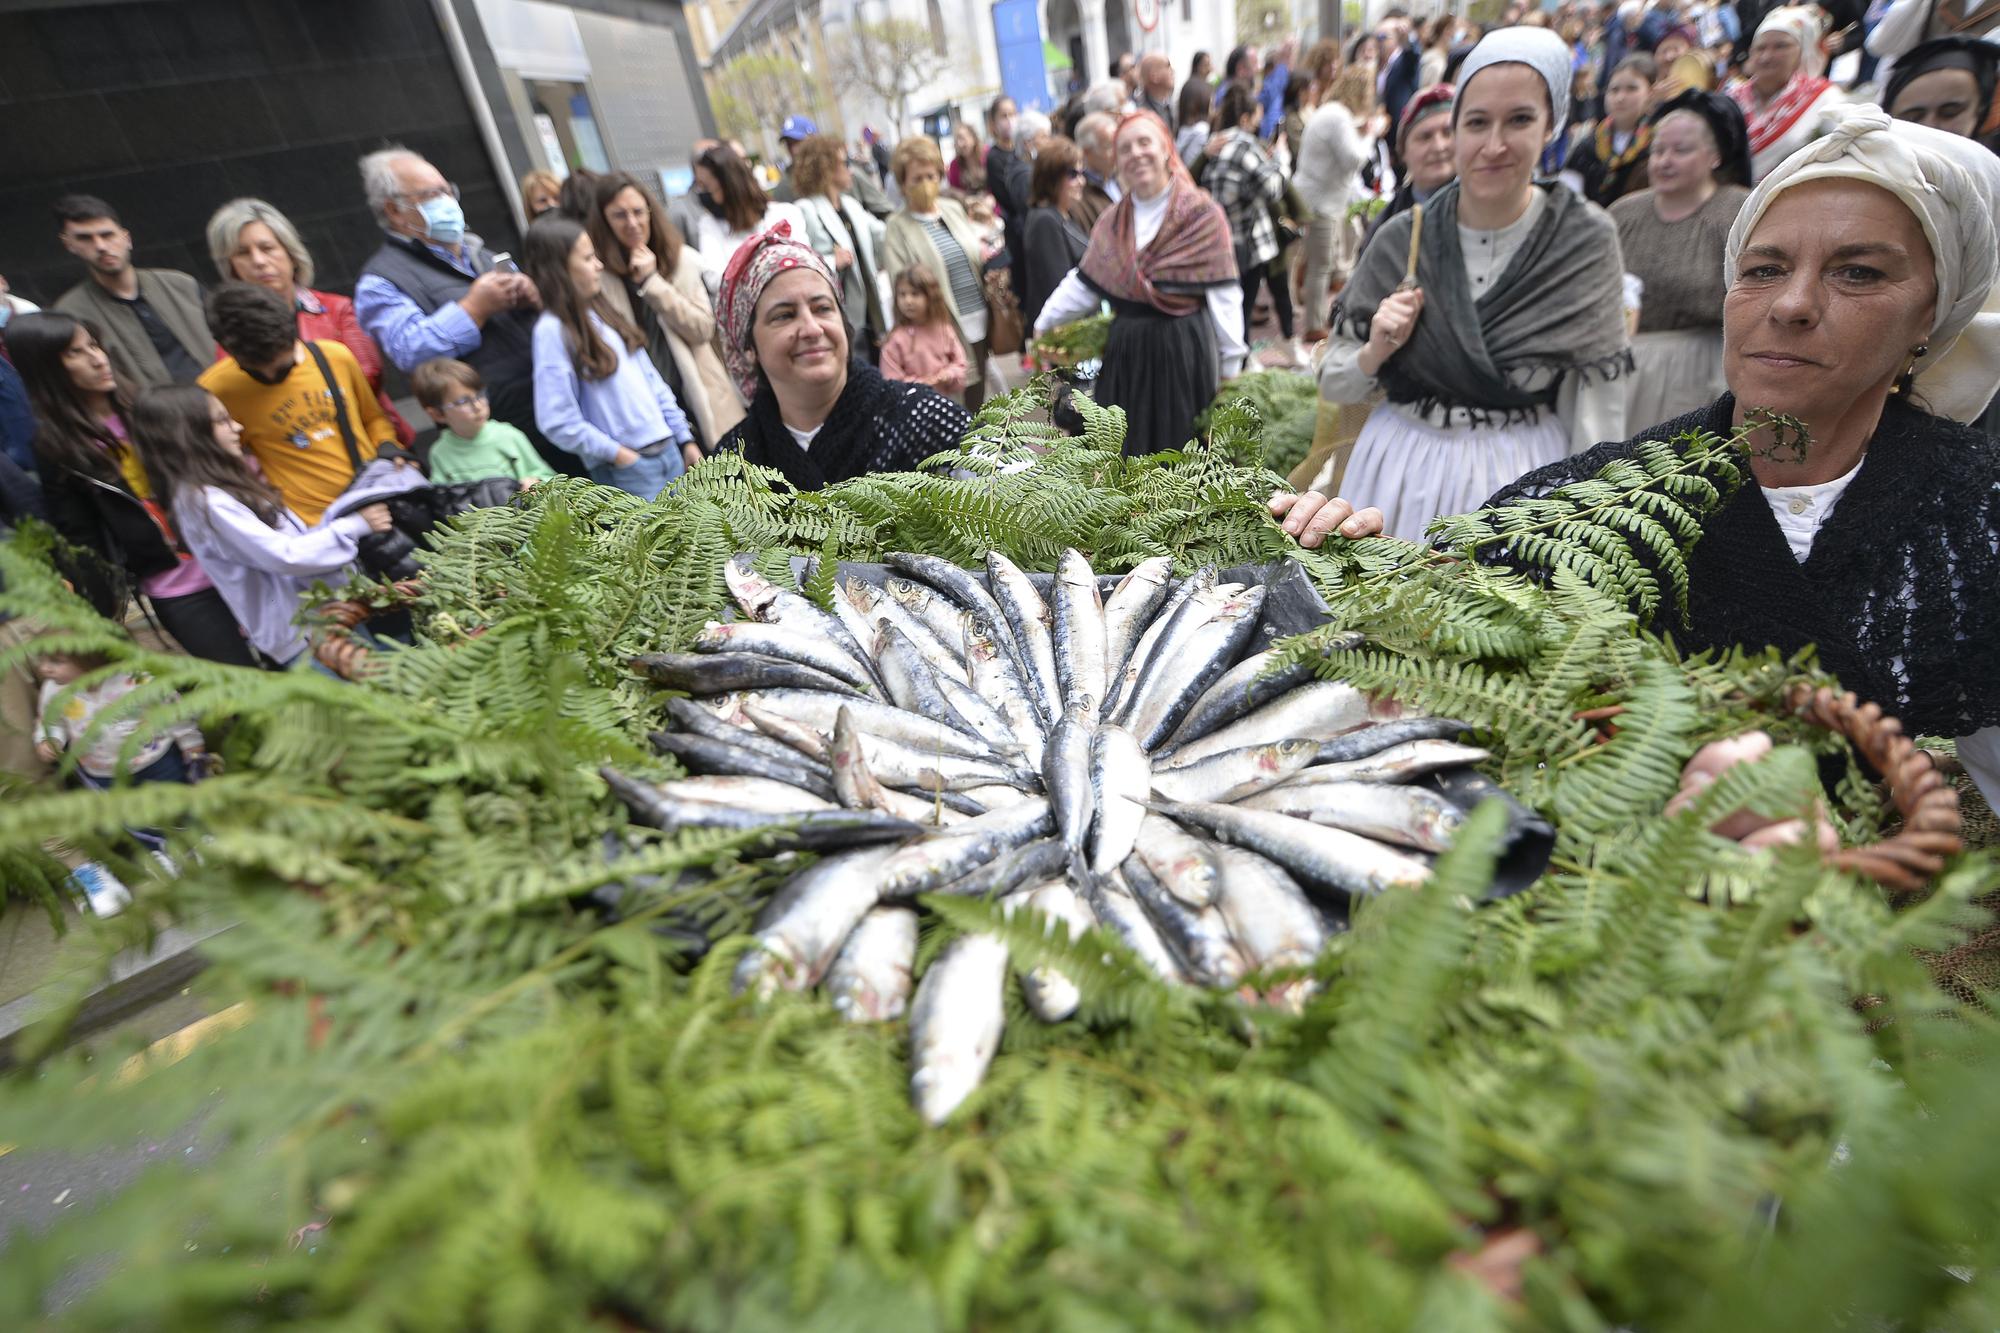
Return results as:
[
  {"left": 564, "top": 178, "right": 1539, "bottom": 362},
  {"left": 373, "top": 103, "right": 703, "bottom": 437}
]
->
[
  {"left": 714, "top": 224, "right": 970, "bottom": 490},
  {"left": 1609, "top": 92, "right": 1754, "bottom": 430},
  {"left": 1487, "top": 110, "right": 2000, "bottom": 801},
  {"left": 1033, "top": 111, "right": 1245, "bottom": 458},
  {"left": 1729, "top": 6, "right": 1846, "bottom": 181},
  {"left": 1322, "top": 29, "right": 1633, "bottom": 542},
  {"left": 1564, "top": 117, "right": 1653, "bottom": 206}
]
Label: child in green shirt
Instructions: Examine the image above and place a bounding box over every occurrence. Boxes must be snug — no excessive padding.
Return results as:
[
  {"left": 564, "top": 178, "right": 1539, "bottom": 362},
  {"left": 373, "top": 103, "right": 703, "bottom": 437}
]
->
[{"left": 414, "top": 358, "right": 558, "bottom": 488}]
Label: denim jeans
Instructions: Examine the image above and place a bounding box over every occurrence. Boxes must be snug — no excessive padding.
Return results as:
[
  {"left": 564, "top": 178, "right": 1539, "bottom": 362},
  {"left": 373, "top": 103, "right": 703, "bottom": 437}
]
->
[{"left": 587, "top": 447, "right": 684, "bottom": 499}]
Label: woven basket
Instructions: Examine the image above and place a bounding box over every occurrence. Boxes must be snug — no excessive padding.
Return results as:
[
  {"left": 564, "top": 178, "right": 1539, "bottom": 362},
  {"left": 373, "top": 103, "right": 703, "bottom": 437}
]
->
[
  {"left": 1782, "top": 683, "right": 1964, "bottom": 892},
  {"left": 309, "top": 579, "right": 424, "bottom": 681}
]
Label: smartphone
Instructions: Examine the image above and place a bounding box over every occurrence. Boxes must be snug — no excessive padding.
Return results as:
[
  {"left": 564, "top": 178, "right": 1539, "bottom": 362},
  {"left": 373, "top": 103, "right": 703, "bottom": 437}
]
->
[{"left": 490, "top": 252, "right": 520, "bottom": 274}]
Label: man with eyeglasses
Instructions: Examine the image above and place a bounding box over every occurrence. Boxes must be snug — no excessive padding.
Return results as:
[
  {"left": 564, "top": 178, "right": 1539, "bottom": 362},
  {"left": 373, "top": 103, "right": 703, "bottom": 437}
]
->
[{"left": 353, "top": 147, "right": 569, "bottom": 473}]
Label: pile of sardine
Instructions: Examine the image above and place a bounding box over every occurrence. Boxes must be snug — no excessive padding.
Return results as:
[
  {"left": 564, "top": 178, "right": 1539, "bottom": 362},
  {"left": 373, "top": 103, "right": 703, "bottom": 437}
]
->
[{"left": 604, "top": 551, "right": 1491, "bottom": 1124}]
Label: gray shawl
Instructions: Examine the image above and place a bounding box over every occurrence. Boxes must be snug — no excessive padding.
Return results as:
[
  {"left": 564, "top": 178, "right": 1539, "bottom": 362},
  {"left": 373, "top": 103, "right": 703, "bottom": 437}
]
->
[{"left": 1334, "top": 180, "right": 1632, "bottom": 425}]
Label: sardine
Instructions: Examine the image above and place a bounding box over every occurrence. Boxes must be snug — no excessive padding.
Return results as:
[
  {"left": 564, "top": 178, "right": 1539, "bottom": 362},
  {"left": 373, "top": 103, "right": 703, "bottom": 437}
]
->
[
  {"left": 631, "top": 650, "right": 862, "bottom": 697},
  {"left": 1101, "top": 555, "right": 1175, "bottom": 680},
  {"left": 694, "top": 621, "right": 876, "bottom": 692},
  {"left": 739, "top": 700, "right": 831, "bottom": 762},
  {"left": 886, "top": 577, "right": 977, "bottom": 663},
  {"left": 1153, "top": 800, "right": 1433, "bottom": 898},
  {"left": 1210, "top": 846, "right": 1326, "bottom": 1011},
  {"left": 725, "top": 554, "right": 881, "bottom": 688},
  {"left": 873, "top": 622, "right": 981, "bottom": 738},
  {"left": 840, "top": 576, "right": 970, "bottom": 684},
  {"left": 645, "top": 731, "right": 838, "bottom": 800},
  {"left": 1159, "top": 650, "right": 1318, "bottom": 749},
  {"left": 732, "top": 844, "right": 896, "bottom": 997},
  {"left": 652, "top": 775, "right": 836, "bottom": 813},
  {"left": 664, "top": 698, "right": 829, "bottom": 771},
  {"left": 1125, "top": 586, "right": 1269, "bottom": 749},
  {"left": 1148, "top": 738, "right": 1319, "bottom": 805},
  {"left": 1043, "top": 704, "right": 1097, "bottom": 869},
  {"left": 933, "top": 669, "right": 1024, "bottom": 760},
  {"left": 883, "top": 551, "right": 1023, "bottom": 679},
  {"left": 1132, "top": 814, "right": 1221, "bottom": 909},
  {"left": 1004, "top": 878, "right": 1095, "bottom": 1022},
  {"left": 1158, "top": 681, "right": 1394, "bottom": 768},
  {"left": 1121, "top": 853, "right": 1247, "bottom": 989},
  {"left": 1078, "top": 869, "right": 1188, "bottom": 984},
  {"left": 727, "top": 689, "right": 996, "bottom": 761},
  {"left": 1102, "top": 565, "right": 1217, "bottom": 719},
  {"left": 826, "top": 906, "right": 918, "bottom": 1022},
  {"left": 1287, "top": 740, "right": 1493, "bottom": 786},
  {"left": 986, "top": 551, "right": 1063, "bottom": 723},
  {"left": 1311, "top": 717, "right": 1471, "bottom": 764},
  {"left": 1051, "top": 548, "right": 1108, "bottom": 718},
  {"left": 932, "top": 837, "right": 1070, "bottom": 899},
  {"left": 875, "top": 798, "right": 1056, "bottom": 899},
  {"left": 1239, "top": 780, "right": 1464, "bottom": 853},
  {"left": 908, "top": 933, "right": 1010, "bottom": 1124},
  {"left": 601, "top": 766, "right": 915, "bottom": 846},
  {"left": 1087, "top": 724, "right": 1150, "bottom": 873},
  {"left": 964, "top": 616, "right": 1046, "bottom": 772}
]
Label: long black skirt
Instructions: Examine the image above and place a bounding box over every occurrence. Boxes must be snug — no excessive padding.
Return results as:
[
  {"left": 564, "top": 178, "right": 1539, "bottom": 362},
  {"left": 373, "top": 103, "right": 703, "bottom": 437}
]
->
[{"left": 1095, "top": 299, "right": 1219, "bottom": 459}]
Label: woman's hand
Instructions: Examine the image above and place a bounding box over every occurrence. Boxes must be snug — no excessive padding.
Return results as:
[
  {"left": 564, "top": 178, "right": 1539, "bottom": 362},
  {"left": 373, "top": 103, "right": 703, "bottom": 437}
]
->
[
  {"left": 1664, "top": 731, "right": 1842, "bottom": 853},
  {"left": 611, "top": 446, "right": 641, "bottom": 469},
  {"left": 1358, "top": 287, "right": 1423, "bottom": 377},
  {"left": 832, "top": 245, "right": 854, "bottom": 271},
  {"left": 1268, "top": 492, "right": 1386, "bottom": 548},
  {"left": 357, "top": 503, "right": 394, "bottom": 533},
  {"left": 628, "top": 244, "right": 658, "bottom": 284}
]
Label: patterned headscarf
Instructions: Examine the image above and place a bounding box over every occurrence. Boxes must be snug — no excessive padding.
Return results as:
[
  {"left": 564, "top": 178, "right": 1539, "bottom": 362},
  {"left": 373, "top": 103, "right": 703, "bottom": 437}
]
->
[
  {"left": 715, "top": 220, "right": 839, "bottom": 399},
  {"left": 1753, "top": 5, "right": 1828, "bottom": 79},
  {"left": 1727, "top": 105, "right": 2000, "bottom": 421},
  {"left": 1397, "top": 83, "right": 1456, "bottom": 153}
]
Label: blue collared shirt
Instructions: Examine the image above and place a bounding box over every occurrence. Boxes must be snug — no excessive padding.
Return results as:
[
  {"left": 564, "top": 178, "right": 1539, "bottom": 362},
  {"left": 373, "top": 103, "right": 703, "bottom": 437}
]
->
[{"left": 353, "top": 235, "right": 485, "bottom": 372}]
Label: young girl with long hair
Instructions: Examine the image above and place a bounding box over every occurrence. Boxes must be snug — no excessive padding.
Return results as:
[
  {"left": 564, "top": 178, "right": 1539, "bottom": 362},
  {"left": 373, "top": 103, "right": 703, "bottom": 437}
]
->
[
  {"left": 134, "top": 385, "right": 399, "bottom": 667},
  {"left": 879, "top": 265, "right": 968, "bottom": 397},
  {"left": 524, "top": 214, "right": 695, "bottom": 499},
  {"left": 4, "top": 311, "right": 255, "bottom": 665}
]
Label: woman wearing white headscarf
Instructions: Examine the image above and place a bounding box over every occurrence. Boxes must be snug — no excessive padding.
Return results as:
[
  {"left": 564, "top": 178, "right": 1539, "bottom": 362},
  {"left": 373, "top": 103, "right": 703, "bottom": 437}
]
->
[
  {"left": 1318, "top": 27, "right": 1632, "bottom": 541},
  {"left": 1280, "top": 107, "right": 2000, "bottom": 801},
  {"left": 1729, "top": 5, "right": 1847, "bottom": 180}
]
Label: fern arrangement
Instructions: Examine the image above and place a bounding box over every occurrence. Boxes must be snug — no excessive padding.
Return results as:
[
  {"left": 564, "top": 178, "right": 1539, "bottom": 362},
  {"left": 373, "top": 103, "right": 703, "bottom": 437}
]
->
[{"left": 0, "top": 383, "right": 1994, "bottom": 1331}]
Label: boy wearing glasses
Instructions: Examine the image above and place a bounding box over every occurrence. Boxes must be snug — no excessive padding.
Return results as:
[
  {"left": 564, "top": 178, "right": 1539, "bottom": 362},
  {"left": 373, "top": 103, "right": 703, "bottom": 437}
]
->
[{"left": 413, "top": 358, "right": 555, "bottom": 487}]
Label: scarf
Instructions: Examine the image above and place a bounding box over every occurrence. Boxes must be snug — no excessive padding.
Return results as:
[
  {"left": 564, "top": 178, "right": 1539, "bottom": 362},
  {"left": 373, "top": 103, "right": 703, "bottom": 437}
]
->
[
  {"left": 1730, "top": 68, "right": 1833, "bottom": 157},
  {"left": 730, "top": 359, "right": 965, "bottom": 491},
  {"left": 1594, "top": 120, "right": 1653, "bottom": 174},
  {"left": 715, "top": 221, "right": 840, "bottom": 401},
  {"left": 1333, "top": 180, "right": 1633, "bottom": 422},
  {"left": 1078, "top": 111, "right": 1237, "bottom": 317}
]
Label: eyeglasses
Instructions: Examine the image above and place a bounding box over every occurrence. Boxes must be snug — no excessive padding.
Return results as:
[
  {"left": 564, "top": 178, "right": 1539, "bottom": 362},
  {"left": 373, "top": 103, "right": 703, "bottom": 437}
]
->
[
  {"left": 396, "top": 182, "right": 460, "bottom": 206},
  {"left": 444, "top": 391, "right": 487, "bottom": 411}
]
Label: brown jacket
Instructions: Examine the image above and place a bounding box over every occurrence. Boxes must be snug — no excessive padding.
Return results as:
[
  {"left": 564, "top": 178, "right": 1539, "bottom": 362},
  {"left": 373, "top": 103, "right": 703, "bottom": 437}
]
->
[
  {"left": 597, "top": 246, "right": 745, "bottom": 448},
  {"left": 55, "top": 268, "right": 212, "bottom": 388}
]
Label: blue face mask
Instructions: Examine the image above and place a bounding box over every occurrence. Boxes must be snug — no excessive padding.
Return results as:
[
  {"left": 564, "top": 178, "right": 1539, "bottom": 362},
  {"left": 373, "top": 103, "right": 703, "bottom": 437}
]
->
[{"left": 416, "top": 194, "right": 466, "bottom": 245}]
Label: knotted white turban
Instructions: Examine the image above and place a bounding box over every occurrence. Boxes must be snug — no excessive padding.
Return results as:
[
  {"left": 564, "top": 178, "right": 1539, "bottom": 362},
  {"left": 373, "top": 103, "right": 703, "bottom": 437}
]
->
[
  {"left": 1725, "top": 104, "right": 2000, "bottom": 421},
  {"left": 1755, "top": 5, "right": 1830, "bottom": 80}
]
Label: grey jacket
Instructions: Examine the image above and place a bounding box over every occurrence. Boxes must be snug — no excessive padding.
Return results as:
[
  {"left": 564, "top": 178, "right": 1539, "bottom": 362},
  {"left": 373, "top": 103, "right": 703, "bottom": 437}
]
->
[{"left": 54, "top": 269, "right": 211, "bottom": 388}]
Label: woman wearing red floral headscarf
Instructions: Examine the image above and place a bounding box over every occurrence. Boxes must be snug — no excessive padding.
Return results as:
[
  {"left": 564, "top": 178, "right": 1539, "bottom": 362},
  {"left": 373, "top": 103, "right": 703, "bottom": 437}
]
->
[
  {"left": 712, "top": 222, "right": 969, "bottom": 491},
  {"left": 1032, "top": 110, "right": 1244, "bottom": 458}
]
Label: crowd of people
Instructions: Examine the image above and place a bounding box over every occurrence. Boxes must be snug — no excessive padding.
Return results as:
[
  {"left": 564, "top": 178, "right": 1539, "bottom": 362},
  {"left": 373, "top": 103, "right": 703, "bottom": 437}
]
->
[{"left": 3, "top": 2, "right": 1999, "bottom": 825}]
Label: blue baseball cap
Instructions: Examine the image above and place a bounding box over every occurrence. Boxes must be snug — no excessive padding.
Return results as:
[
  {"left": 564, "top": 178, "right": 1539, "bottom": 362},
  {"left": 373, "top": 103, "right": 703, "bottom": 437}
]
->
[{"left": 780, "top": 115, "right": 818, "bottom": 141}]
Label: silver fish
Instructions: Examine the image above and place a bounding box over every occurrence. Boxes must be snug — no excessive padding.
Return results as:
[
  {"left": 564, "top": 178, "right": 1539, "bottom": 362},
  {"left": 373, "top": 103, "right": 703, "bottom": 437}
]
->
[
  {"left": 1239, "top": 780, "right": 1465, "bottom": 853},
  {"left": 1311, "top": 717, "right": 1472, "bottom": 765},
  {"left": 665, "top": 698, "right": 830, "bottom": 771},
  {"left": 886, "top": 577, "right": 977, "bottom": 662},
  {"left": 732, "top": 843, "right": 896, "bottom": 997},
  {"left": 873, "top": 622, "right": 980, "bottom": 739},
  {"left": 1160, "top": 649, "right": 1318, "bottom": 750},
  {"left": 646, "top": 731, "right": 837, "bottom": 799},
  {"left": 1103, "top": 564, "right": 1216, "bottom": 718},
  {"left": 908, "top": 932, "right": 1010, "bottom": 1124},
  {"left": 1154, "top": 800, "right": 1433, "bottom": 898},
  {"left": 1159, "top": 681, "right": 1394, "bottom": 769},
  {"left": 725, "top": 554, "right": 881, "bottom": 688},
  {"left": 1285, "top": 740, "right": 1492, "bottom": 786},
  {"left": 1121, "top": 853, "right": 1247, "bottom": 989},
  {"left": 1087, "top": 724, "right": 1150, "bottom": 874},
  {"left": 1148, "top": 738, "right": 1320, "bottom": 805},
  {"left": 830, "top": 705, "right": 935, "bottom": 823},
  {"left": 1051, "top": 548, "right": 1108, "bottom": 718},
  {"left": 1132, "top": 814, "right": 1221, "bottom": 909},
  {"left": 875, "top": 798, "right": 1056, "bottom": 899},
  {"left": 633, "top": 650, "right": 861, "bottom": 698},
  {"left": 744, "top": 700, "right": 1017, "bottom": 794},
  {"left": 840, "top": 576, "right": 970, "bottom": 685},
  {"left": 1101, "top": 555, "right": 1175, "bottom": 680},
  {"left": 826, "top": 905, "right": 918, "bottom": 1022},
  {"left": 933, "top": 669, "right": 1024, "bottom": 760},
  {"left": 602, "top": 766, "right": 914, "bottom": 847},
  {"left": 1043, "top": 704, "right": 1097, "bottom": 868},
  {"left": 883, "top": 552, "right": 1022, "bottom": 680},
  {"left": 1005, "top": 878, "right": 1096, "bottom": 1022},
  {"left": 964, "top": 616, "right": 1046, "bottom": 773},
  {"left": 653, "top": 775, "right": 836, "bottom": 814},
  {"left": 694, "top": 621, "right": 874, "bottom": 692},
  {"left": 727, "top": 689, "right": 996, "bottom": 761},
  {"left": 933, "top": 838, "right": 1070, "bottom": 899},
  {"left": 1106, "top": 582, "right": 1228, "bottom": 727},
  {"left": 740, "top": 700, "right": 832, "bottom": 762},
  {"left": 1124, "top": 586, "right": 1269, "bottom": 750},
  {"left": 1210, "top": 846, "right": 1326, "bottom": 1012},
  {"left": 1079, "top": 869, "right": 1188, "bottom": 984},
  {"left": 985, "top": 551, "right": 1063, "bottom": 724}
]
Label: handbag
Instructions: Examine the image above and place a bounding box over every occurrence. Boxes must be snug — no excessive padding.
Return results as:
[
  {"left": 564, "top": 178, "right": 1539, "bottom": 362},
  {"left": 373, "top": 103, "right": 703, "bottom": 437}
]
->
[{"left": 982, "top": 256, "right": 1024, "bottom": 356}]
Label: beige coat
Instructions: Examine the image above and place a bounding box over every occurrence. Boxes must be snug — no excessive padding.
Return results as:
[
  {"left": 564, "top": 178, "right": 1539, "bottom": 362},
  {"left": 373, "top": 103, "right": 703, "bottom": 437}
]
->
[
  {"left": 881, "top": 201, "right": 990, "bottom": 358},
  {"left": 598, "top": 244, "right": 744, "bottom": 447}
]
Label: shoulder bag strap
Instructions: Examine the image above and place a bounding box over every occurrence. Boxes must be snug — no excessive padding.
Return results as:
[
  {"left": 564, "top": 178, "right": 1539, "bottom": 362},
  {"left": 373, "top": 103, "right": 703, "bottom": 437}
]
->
[{"left": 304, "top": 340, "right": 366, "bottom": 475}]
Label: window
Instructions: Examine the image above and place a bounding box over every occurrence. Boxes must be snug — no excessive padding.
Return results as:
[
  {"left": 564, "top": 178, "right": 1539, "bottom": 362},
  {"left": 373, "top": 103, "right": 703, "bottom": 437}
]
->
[{"left": 928, "top": 0, "right": 947, "bottom": 55}]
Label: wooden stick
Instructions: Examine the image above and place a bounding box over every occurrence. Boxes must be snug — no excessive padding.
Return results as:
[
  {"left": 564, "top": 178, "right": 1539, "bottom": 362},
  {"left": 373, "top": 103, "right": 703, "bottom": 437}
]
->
[{"left": 1401, "top": 204, "right": 1424, "bottom": 289}]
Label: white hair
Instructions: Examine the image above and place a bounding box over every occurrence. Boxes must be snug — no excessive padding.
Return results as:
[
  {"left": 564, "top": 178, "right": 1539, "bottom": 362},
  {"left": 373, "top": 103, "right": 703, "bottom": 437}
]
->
[
  {"left": 1082, "top": 79, "right": 1128, "bottom": 115},
  {"left": 1076, "top": 112, "right": 1117, "bottom": 154},
  {"left": 205, "top": 197, "right": 315, "bottom": 287},
  {"left": 1018, "top": 110, "right": 1052, "bottom": 145},
  {"left": 358, "top": 145, "right": 426, "bottom": 218}
]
